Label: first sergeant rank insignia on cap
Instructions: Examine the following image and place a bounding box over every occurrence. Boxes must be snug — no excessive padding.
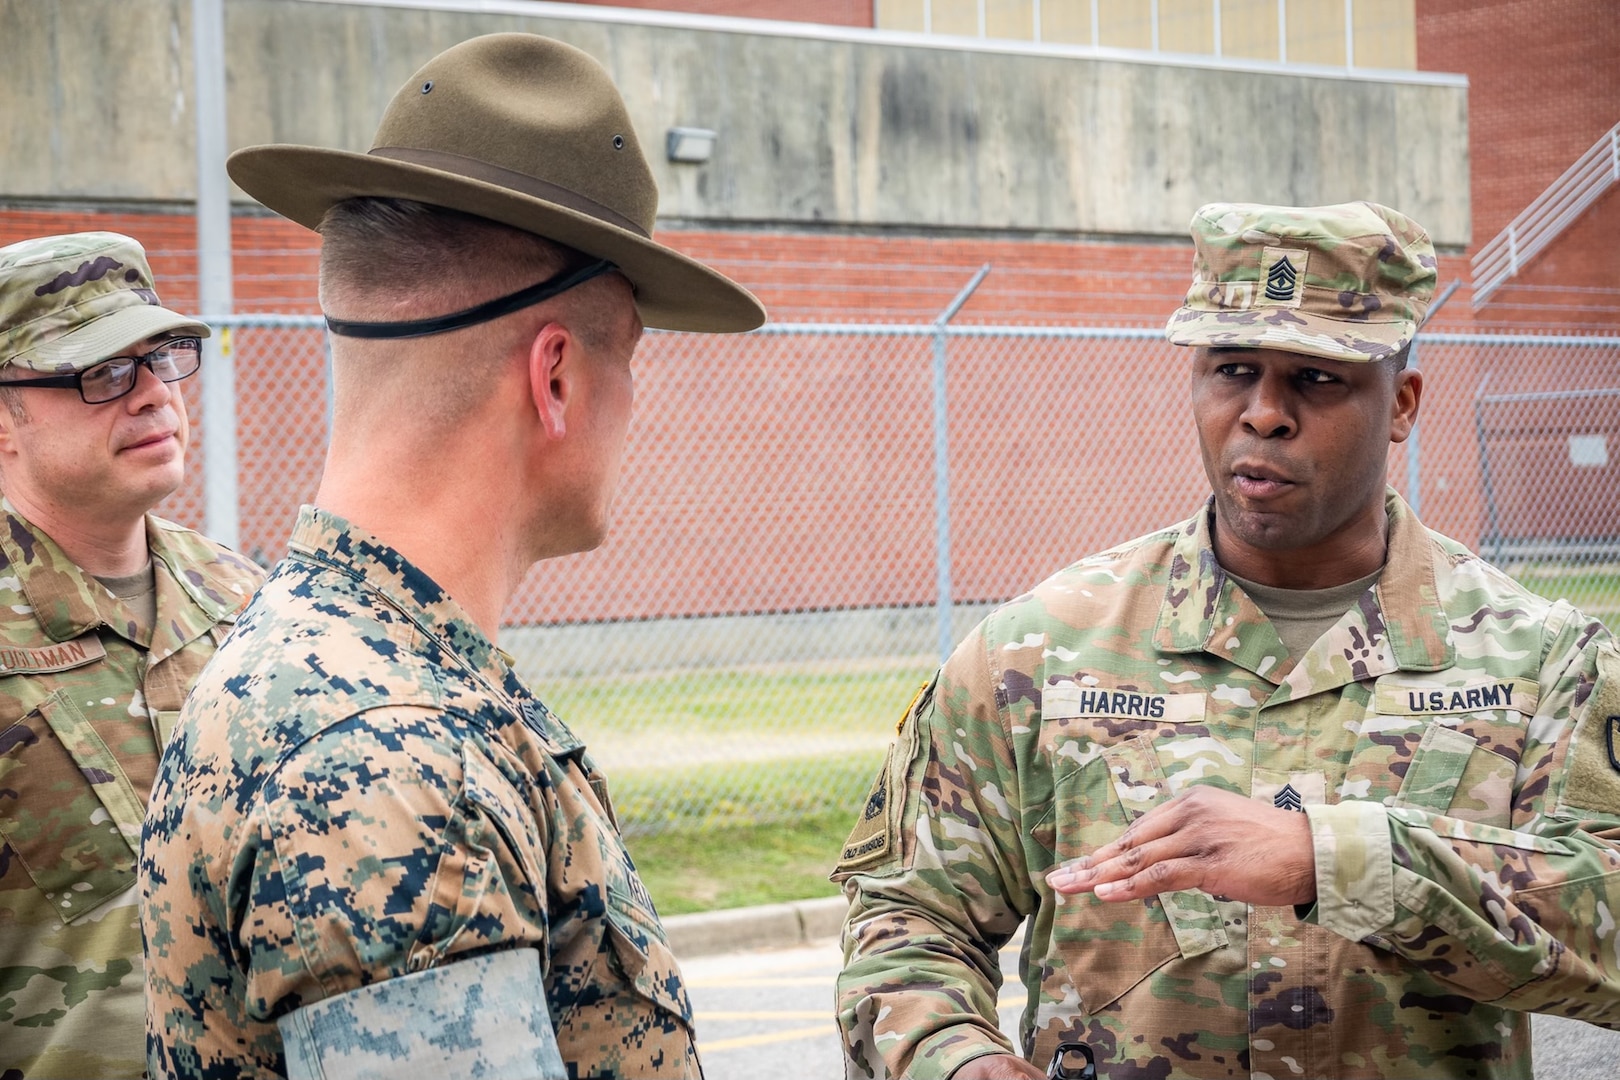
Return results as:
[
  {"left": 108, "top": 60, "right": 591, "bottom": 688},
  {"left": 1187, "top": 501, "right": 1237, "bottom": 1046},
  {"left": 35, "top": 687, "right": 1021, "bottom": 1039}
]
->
[{"left": 1261, "top": 248, "right": 1303, "bottom": 304}]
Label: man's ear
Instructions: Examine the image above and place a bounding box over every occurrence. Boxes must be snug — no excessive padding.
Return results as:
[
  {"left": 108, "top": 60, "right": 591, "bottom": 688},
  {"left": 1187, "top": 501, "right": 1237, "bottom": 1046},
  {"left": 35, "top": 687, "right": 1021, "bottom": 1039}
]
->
[
  {"left": 527, "top": 321, "right": 573, "bottom": 441},
  {"left": 1389, "top": 367, "right": 1423, "bottom": 444}
]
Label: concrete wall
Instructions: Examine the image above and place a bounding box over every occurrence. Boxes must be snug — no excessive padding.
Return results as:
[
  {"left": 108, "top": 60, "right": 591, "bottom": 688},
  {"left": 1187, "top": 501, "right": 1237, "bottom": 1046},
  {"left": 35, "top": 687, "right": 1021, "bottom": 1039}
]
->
[{"left": 0, "top": 0, "right": 1469, "bottom": 244}]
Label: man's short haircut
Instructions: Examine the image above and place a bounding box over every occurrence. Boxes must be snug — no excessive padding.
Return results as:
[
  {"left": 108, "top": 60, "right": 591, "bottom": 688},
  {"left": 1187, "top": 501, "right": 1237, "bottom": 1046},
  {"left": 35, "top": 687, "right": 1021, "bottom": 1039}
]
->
[
  {"left": 318, "top": 198, "right": 589, "bottom": 319},
  {"left": 317, "top": 198, "right": 615, "bottom": 428},
  {"left": 1385, "top": 342, "right": 1413, "bottom": 372}
]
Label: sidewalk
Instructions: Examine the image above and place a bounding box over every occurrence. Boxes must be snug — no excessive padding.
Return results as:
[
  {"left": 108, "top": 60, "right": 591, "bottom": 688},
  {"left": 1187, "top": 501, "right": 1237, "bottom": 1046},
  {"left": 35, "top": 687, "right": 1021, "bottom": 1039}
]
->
[{"left": 663, "top": 895, "right": 849, "bottom": 959}]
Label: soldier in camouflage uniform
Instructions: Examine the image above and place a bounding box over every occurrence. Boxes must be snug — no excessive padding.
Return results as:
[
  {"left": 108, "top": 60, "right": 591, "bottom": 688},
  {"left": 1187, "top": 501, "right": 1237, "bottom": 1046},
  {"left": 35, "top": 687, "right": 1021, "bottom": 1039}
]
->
[
  {"left": 140, "top": 34, "right": 764, "bottom": 1079},
  {"left": 0, "top": 232, "right": 265, "bottom": 1079},
  {"left": 834, "top": 202, "right": 1620, "bottom": 1079}
]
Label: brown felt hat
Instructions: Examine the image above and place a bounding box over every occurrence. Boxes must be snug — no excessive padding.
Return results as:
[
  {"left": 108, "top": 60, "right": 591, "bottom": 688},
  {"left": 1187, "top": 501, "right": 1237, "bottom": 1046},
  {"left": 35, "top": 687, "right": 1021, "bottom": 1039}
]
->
[{"left": 227, "top": 33, "right": 764, "bottom": 333}]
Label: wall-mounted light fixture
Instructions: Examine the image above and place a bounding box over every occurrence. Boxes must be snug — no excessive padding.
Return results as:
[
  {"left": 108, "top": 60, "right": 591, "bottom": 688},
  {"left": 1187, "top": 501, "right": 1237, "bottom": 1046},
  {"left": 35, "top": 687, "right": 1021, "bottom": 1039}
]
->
[{"left": 666, "top": 126, "right": 717, "bottom": 164}]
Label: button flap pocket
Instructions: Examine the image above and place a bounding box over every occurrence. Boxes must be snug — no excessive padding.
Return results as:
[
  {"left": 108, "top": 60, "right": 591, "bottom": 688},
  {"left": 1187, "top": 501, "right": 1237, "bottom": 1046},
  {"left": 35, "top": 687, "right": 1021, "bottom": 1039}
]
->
[
  {"left": 1045, "top": 739, "right": 1228, "bottom": 1016},
  {"left": 603, "top": 888, "right": 693, "bottom": 1027},
  {"left": 0, "top": 690, "right": 140, "bottom": 923}
]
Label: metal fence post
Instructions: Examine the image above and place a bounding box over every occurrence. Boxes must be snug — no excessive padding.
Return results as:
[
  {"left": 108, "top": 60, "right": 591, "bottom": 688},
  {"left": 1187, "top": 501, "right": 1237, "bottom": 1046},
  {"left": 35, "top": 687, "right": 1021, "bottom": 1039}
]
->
[
  {"left": 931, "top": 265, "right": 991, "bottom": 663},
  {"left": 1407, "top": 280, "right": 1461, "bottom": 517},
  {"left": 1472, "top": 372, "right": 1504, "bottom": 563},
  {"left": 193, "top": 0, "right": 239, "bottom": 549}
]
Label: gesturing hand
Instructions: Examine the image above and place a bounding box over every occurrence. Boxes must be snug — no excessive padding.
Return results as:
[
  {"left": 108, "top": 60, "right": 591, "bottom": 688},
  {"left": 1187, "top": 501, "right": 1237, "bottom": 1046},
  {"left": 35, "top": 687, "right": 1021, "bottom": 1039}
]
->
[{"left": 1044, "top": 785, "right": 1318, "bottom": 907}]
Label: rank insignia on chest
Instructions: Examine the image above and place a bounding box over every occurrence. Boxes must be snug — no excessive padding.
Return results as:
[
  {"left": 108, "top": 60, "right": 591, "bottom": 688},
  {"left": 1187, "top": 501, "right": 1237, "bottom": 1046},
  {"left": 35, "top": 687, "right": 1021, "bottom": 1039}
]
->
[
  {"left": 1607, "top": 714, "right": 1620, "bottom": 773},
  {"left": 1273, "top": 783, "right": 1303, "bottom": 812}
]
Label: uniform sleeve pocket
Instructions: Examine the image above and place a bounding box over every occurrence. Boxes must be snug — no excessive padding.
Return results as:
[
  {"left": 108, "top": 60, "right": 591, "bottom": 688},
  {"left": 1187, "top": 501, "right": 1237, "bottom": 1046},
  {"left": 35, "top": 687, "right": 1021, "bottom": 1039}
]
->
[
  {"left": 0, "top": 690, "right": 142, "bottom": 923},
  {"left": 603, "top": 888, "right": 695, "bottom": 1028}
]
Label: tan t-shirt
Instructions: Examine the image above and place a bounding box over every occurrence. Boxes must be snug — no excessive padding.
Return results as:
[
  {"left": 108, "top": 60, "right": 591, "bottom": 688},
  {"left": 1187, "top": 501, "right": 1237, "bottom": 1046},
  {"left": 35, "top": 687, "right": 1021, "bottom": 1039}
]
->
[
  {"left": 1225, "top": 566, "right": 1384, "bottom": 662},
  {"left": 94, "top": 561, "right": 157, "bottom": 645}
]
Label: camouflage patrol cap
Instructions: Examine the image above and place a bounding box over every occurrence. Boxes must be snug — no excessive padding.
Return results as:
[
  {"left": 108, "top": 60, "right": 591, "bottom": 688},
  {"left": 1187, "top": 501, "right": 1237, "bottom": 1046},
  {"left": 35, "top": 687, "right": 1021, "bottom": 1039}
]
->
[
  {"left": 0, "top": 232, "right": 209, "bottom": 375},
  {"left": 1165, "top": 201, "right": 1437, "bottom": 363}
]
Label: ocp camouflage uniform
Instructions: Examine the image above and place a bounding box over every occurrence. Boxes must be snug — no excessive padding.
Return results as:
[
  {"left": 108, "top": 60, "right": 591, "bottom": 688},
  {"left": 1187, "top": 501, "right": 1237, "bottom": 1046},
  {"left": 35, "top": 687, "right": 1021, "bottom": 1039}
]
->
[
  {"left": 141, "top": 507, "right": 698, "bottom": 1078},
  {"left": 834, "top": 491, "right": 1620, "bottom": 1079},
  {"left": 0, "top": 504, "right": 263, "bottom": 1079}
]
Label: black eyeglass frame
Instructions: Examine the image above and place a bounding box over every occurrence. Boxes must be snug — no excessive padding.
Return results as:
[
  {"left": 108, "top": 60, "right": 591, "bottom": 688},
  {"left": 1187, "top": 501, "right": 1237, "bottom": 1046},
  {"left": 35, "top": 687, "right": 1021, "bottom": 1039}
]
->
[
  {"left": 0, "top": 337, "right": 203, "bottom": 405},
  {"left": 324, "top": 259, "right": 620, "bottom": 340}
]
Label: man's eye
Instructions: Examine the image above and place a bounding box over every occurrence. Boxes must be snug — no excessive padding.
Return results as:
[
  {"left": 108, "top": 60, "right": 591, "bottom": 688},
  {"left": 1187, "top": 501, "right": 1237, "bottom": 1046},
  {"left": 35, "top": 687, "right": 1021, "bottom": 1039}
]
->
[
  {"left": 1217, "top": 364, "right": 1255, "bottom": 377},
  {"left": 1299, "top": 369, "right": 1336, "bottom": 384}
]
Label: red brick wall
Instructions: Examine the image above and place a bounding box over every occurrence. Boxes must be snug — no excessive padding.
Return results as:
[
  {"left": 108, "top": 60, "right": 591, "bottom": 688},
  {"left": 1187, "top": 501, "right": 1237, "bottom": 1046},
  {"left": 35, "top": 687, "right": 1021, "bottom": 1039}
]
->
[{"left": 1416, "top": 0, "right": 1620, "bottom": 328}]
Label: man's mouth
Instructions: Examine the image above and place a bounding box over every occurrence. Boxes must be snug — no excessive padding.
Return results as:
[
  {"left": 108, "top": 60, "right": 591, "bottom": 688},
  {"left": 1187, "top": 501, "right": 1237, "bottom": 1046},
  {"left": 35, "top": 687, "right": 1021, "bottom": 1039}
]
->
[
  {"left": 119, "top": 430, "right": 176, "bottom": 452},
  {"left": 1231, "top": 462, "right": 1295, "bottom": 499}
]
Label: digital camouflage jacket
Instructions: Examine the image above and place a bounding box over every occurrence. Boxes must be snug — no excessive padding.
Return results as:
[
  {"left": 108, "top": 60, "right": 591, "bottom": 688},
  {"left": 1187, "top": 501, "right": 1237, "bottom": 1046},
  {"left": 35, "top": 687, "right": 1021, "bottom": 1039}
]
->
[
  {"left": 834, "top": 491, "right": 1620, "bottom": 1080},
  {"left": 0, "top": 504, "right": 263, "bottom": 1079},
  {"left": 141, "top": 506, "right": 698, "bottom": 1079}
]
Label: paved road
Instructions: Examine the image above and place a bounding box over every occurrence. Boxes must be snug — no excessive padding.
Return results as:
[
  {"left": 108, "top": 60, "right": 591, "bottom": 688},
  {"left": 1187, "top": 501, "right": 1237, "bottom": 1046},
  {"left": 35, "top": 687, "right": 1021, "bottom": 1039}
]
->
[{"left": 683, "top": 937, "right": 1620, "bottom": 1079}]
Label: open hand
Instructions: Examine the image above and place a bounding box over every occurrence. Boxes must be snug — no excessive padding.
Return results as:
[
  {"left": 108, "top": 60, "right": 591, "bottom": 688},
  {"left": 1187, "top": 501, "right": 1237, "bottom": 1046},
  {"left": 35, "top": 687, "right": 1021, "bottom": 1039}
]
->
[{"left": 1044, "top": 785, "right": 1316, "bottom": 907}]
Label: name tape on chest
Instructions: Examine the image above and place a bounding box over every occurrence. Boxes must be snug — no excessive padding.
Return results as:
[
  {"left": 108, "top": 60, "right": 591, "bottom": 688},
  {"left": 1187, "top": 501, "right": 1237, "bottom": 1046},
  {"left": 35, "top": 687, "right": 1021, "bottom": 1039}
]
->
[
  {"left": 1043, "top": 684, "right": 1207, "bottom": 723},
  {"left": 0, "top": 635, "right": 107, "bottom": 675},
  {"left": 1373, "top": 677, "right": 1538, "bottom": 717}
]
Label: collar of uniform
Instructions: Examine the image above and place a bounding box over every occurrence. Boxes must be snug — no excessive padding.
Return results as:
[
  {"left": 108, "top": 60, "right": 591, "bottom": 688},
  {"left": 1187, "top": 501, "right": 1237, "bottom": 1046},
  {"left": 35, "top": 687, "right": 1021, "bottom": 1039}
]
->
[
  {"left": 143, "top": 515, "right": 240, "bottom": 660},
  {"left": 285, "top": 505, "right": 584, "bottom": 755},
  {"left": 0, "top": 502, "right": 243, "bottom": 651},
  {"left": 1153, "top": 501, "right": 1291, "bottom": 681},
  {"left": 1369, "top": 489, "right": 1453, "bottom": 672},
  {"left": 0, "top": 501, "right": 112, "bottom": 643},
  {"left": 1152, "top": 489, "right": 1453, "bottom": 677}
]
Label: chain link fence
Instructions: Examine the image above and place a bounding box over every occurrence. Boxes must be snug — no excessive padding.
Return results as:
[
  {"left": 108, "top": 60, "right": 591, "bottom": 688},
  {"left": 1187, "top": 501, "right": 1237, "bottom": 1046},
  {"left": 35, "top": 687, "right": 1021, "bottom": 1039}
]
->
[{"left": 160, "top": 317, "right": 1620, "bottom": 834}]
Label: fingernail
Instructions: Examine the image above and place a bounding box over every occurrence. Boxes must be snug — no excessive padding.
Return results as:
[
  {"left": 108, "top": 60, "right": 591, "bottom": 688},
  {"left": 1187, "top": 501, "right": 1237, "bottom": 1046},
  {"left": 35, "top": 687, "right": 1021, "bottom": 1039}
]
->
[{"left": 1094, "top": 881, "right": 1117, "bottom": 899}]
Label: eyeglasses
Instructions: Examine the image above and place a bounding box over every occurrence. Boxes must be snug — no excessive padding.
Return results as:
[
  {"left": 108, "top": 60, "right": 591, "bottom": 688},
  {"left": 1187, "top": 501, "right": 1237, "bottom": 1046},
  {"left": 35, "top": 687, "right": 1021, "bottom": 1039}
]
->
[{"left": 0, "top": 338, "right": 202, "bottom": 404}]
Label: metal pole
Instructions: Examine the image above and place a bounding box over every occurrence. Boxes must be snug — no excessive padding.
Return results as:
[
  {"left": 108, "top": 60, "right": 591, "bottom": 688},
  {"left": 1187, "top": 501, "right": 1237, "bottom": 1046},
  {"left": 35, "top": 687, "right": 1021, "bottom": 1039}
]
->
[
  {"left": 1473, "top": 373, "right": 1503, "bottom": 562},
  {"left": 193, "top": 0, "right": 238, "bottom": 549},
  {"left": 1278, "top": 0, "right": 1287, "bottom": 63},
  {"left": 1032, "top": 0, "right": 1041, "bottom": 43},
  {"left": 1091, "top": 0, "right": 1100, "bottom": 46},
  {"left": 932, "top": 264, "right": 991, "bottom": 663},
  {"left": 1212, "top": 0, "right": 1222, "bottom": 57},
  {"left": 1405, "top": 279, "right": 1462, "bottom": 517},
  {"left": 1150, "top": 0, "right": 1159, "bottom": 52}
]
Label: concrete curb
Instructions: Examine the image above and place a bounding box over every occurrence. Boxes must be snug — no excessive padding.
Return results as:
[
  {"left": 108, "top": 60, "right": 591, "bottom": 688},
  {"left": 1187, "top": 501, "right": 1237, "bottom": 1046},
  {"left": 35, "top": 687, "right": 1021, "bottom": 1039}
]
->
[{"left": 664, "top": 895, "right": 849, "bottom": 959}]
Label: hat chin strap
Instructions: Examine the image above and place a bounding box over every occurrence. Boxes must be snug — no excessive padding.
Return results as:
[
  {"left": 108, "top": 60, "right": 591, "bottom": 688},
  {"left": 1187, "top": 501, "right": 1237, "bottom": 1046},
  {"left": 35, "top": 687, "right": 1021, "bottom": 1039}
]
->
[{"left": 325, "top": 259, "right": 617, "bottom": 340}]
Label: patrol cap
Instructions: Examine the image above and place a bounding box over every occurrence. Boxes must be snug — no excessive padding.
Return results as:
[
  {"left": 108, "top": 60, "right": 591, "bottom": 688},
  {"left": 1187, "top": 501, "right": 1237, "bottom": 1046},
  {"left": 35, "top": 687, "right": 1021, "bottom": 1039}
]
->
[
  {"left": 1165, "top": 201, "right": 1437, "bottom": 363},
  {"left": 0, "top": 232, "right": 210, "bottom": 375}
]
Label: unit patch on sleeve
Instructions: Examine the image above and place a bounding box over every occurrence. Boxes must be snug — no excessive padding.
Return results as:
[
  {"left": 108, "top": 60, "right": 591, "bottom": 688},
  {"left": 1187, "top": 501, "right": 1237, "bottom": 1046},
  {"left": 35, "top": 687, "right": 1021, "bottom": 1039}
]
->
[{"left": 1559, "top": 641, "right": 1620, "bottom": 815}]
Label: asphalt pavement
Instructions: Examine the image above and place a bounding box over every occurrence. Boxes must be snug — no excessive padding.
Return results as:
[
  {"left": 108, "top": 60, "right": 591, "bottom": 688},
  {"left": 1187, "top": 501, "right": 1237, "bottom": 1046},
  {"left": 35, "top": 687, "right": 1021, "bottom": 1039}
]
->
[{"left": 679, "top": 933, "right": 1620, "bottom": 1080}]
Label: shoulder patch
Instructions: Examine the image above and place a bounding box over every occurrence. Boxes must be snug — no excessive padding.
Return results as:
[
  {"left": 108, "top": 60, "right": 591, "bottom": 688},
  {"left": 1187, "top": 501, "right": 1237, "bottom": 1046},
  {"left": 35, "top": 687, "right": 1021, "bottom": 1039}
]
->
[
  {"left": 833, "top": 676, "right": 932, "bottom": 879},
  {"left": 1560, "top": 642, "right": 1620, "bottom": 816}
]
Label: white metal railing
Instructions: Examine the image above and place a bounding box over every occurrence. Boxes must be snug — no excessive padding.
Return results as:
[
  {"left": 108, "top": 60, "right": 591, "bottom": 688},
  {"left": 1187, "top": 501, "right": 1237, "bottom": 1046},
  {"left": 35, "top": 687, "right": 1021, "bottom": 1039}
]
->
[{"left": 1471, "top": 121, "right": 1620, "bottom": 308}]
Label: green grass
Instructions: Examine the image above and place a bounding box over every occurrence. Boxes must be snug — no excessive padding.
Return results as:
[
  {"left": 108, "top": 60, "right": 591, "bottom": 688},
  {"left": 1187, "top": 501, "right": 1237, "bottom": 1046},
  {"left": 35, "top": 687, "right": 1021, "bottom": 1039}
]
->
[
  {"left": 625, "top": 807, "right": 855, "bottom": 915},
  {"left": 605, "top": 753, "right": 883, "bottom": 834},
  {"left": 1511, "top": 567, "right": 1620, "bottom": 628},
  {"left": 542, "top": 660, "right": 934, "bottom": 742}
]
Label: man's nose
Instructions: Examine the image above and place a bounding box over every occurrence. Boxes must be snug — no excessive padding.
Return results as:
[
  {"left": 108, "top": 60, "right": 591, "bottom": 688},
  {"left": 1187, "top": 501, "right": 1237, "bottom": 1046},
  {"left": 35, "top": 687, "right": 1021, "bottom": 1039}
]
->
[
  {"left": 1239, "top": 377, "right": 1296, "bottom": 439},
  {"left": 123, "top": 361, "right": 174, "bottom": 410}
]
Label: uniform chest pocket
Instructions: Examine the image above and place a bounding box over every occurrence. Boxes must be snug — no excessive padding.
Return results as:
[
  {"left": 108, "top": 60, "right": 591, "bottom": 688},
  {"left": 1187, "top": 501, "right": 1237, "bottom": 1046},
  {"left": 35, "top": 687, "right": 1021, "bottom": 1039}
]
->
[
  {"left": 0, "top": 690, "right": 145, "bottom": 923},
  {"left": 1030, "top": 735, "right": 1228, "bottom": 1019}
]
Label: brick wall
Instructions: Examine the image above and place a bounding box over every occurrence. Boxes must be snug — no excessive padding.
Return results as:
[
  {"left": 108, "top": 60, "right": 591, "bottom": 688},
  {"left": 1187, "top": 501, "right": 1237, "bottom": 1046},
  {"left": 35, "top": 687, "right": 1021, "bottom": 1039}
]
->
[{"left": 1416, "top": 0, "right": 1620, "bottom": 326}]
